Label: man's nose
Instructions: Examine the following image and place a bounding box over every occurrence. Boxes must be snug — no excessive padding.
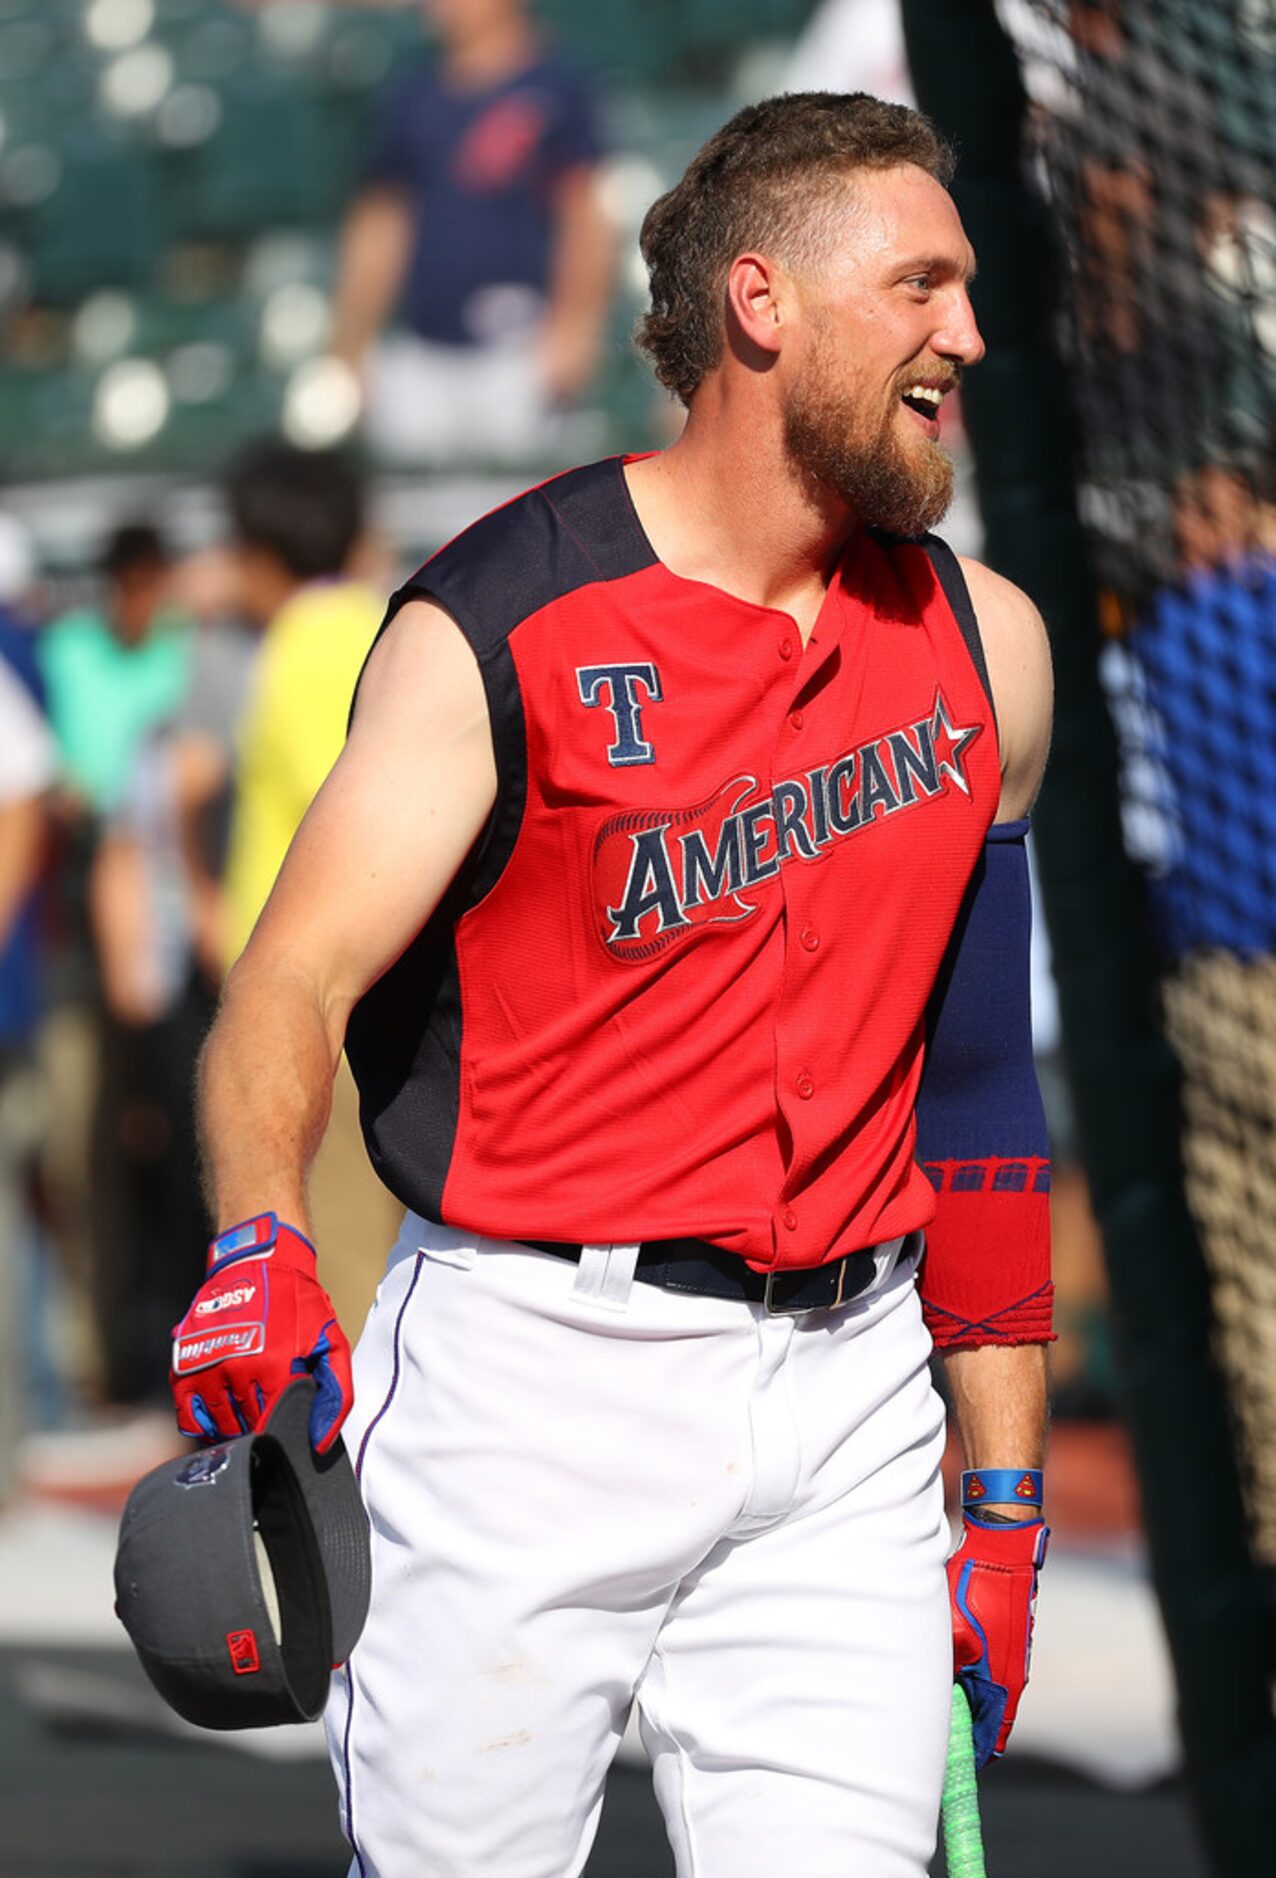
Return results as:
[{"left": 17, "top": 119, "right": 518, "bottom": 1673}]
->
[{"left": 938, "top": 290, "right": 986, "bottom": 367}]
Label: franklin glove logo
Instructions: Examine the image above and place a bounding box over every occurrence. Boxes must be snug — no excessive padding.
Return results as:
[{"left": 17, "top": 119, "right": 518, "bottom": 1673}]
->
[{"left": 173, "top": 1325, "right": 266, "bottom": 1373}]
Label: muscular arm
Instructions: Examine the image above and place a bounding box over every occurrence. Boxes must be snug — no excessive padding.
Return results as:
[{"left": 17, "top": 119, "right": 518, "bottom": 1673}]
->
[
  {"left": 937, "top": 560, "right": 1054, "bottom": 1511},
  {"left": 961, "top": 557, "right": 1053, "bottom": 824},
  {"left": 198, "top": 601, "right": 497, "bottom": 1234},
  {"left": 944, "top": 1344, "right": 1047, "bottom": 1511}
]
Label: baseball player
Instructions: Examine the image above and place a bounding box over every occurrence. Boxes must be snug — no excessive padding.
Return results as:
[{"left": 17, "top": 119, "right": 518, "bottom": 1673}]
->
[{"left": 171, "top": 93, "right": 1052, "bottom": 1877}]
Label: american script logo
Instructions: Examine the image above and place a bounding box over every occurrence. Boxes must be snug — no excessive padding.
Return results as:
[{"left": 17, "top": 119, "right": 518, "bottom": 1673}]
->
[{"left": 592, "top": 689, "right": 980, "bottom": 962}]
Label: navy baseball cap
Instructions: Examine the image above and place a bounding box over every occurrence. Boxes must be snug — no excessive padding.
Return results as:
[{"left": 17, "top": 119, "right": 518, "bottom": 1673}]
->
[{"left": 114, "top": 1378, "right": 371, "bottom": 1729}]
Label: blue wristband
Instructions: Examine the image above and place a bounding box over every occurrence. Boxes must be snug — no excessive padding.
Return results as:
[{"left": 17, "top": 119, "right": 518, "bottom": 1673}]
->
[{"left": 961, "top": 1467, "right": 1043, "bottom": 1510}]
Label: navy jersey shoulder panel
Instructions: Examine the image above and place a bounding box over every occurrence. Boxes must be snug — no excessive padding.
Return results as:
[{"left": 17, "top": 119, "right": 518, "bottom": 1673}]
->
[
  {"left": 467, "top": 634, "right": 526, "bottom": 906},
  {"left": 919, "top": 534, "right": 996, "bottom": 726},
  {"left": 397, "top": 455, "right": 657, "bottom": 661}
]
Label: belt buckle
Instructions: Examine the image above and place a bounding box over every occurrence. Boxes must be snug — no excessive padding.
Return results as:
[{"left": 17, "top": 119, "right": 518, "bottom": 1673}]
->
[{"left": 763, "top": 1258, "right": 848, "bottom": 1317}]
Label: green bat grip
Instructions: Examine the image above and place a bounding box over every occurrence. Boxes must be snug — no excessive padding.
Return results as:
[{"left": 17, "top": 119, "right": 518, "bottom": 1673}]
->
[{"left": 942, "top": 1683, "right": 986, "bottom": 1876}]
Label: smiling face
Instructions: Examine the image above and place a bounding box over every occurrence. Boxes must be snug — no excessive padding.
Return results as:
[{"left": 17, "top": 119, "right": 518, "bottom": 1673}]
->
[{"left": 781, "top": 164, "right": 983, "bottom": 535}]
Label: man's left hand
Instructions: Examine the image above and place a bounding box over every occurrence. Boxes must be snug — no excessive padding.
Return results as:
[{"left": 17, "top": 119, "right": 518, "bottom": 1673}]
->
[{"left": 947, "top": 1512, "right": 1048, "bottom": 1767}]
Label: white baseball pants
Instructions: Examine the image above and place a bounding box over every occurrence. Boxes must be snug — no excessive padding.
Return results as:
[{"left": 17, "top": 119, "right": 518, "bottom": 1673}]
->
[{"left": 325, "top": 1218, "right": 951, "bottom": 1877}]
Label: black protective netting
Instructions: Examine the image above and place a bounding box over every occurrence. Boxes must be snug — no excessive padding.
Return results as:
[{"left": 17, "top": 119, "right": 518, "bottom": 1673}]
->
[{"left": 1002, "top": 0, "right": 1276, "bottom": 1555}]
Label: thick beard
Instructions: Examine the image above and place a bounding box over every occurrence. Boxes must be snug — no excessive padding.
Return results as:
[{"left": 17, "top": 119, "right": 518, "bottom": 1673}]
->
[{"left": 783, "top": 362, "right": 955, "bottom": 538}]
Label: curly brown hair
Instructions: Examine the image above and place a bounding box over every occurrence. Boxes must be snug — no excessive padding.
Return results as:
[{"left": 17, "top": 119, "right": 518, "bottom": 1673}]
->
[{"left": 636, "top": 93, "right": 954, "bottom": 407}]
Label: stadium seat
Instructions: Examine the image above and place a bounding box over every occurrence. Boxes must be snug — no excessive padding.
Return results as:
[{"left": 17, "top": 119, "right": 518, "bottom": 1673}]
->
[
  {"left": 163, "top": 66, "right": 340, "bottom": 241},
  {"left": 20, "top": 124, "right": 162, "bottom": 305}
]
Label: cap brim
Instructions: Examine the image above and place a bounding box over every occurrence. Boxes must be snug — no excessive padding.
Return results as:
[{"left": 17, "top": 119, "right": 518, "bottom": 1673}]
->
[{"left": 260, "top": 1379, "right": 371, "bottom": 1665}]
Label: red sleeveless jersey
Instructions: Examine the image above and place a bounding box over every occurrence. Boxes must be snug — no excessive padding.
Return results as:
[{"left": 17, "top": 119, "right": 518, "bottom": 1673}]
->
[{"left": 346, "top": 457, "right": 1000, "bottom": 1272}]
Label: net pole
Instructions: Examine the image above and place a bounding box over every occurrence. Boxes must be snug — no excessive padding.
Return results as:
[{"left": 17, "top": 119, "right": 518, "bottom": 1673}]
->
[{"left": 901, "top": 1, "right": 1276, "bottom": 1867}]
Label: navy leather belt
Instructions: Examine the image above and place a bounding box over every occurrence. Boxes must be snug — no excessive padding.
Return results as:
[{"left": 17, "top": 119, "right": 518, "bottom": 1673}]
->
[{"left": 521, "top": 1232, "right": 918, "bottom": 1317}]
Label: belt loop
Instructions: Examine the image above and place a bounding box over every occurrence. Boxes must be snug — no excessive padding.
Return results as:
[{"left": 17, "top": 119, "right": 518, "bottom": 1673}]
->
[{"left": 571, "top": 1243, "right": 640, "bottom": 1310}]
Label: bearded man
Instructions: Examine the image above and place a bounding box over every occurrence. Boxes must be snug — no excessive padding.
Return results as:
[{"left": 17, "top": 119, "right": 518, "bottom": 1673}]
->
[{"left": 172, "top": 93, "right": 1053, "bottom": 1878}]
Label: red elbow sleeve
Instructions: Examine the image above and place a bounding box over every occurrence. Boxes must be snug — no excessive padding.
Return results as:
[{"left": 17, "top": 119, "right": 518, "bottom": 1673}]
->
[{"left": 918, "top": 1164, "right": 1054, "bottom": 1349}]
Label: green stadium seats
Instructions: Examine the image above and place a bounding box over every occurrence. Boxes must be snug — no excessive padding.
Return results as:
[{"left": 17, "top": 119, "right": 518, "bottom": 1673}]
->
[
  {"left": 18, "top": 123, "right": 162, "bottom": 305},
  {"left": 163, "top": 66, "right": 340, "bottom": 240}
]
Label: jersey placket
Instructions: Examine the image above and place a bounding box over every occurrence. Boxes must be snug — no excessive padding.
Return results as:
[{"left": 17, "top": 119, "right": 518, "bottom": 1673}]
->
[{"left": 768, "top": 603, "right": 848, "bottom": 1268}]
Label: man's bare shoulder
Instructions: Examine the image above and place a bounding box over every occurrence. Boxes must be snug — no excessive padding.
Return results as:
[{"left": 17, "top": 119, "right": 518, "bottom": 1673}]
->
[
  {"left": 350, "top": 595, "right": 489, "bottom": 736},
  {"left": 956, "top": 556, "right": 1053, "bottom": 821}
]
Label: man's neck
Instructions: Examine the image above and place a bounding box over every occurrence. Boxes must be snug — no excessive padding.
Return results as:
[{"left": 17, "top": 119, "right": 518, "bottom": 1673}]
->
[
  {"left": 624, "top": 401, "right": 856, "bottom": 644},
  {"left": 442, "top": 15, "right": 537, "bottom": 88}
]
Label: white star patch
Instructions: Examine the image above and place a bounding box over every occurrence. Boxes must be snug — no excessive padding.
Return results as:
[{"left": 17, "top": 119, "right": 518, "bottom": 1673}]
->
[{"left": 930, "top": 690, "right": 982, "bottom": 797}]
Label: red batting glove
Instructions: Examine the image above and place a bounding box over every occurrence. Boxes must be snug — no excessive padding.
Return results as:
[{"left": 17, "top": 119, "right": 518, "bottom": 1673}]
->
[
  {"left": 947, "top": 1512, "right": 1049, "bottom": 1768},
  {"left": 170, "top": 1213, "right": 353, "bottom": 1454}
]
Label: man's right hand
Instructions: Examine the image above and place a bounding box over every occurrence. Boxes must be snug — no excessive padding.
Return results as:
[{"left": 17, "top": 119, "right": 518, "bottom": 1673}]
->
[{"left": 170, "top": 1214, "right": 353, "bottom": 1454}]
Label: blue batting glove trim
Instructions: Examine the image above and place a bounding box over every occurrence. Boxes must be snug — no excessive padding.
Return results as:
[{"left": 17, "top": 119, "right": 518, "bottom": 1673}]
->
[
  {"left": 208, "top": 1212, "right": 278, "bottom": 1269},
  {"left": 188, "top": 1394, "right": 219, "bottom": 1442},
  {"left": 954, "top": 1560, "right": 1006, "bottom": 1766},
  {"left": 961, "top": 1467, "right": 1044, "bottom": 1510},
  {"left": 957, "top": 1666, "right": 1009, "bottom": 1768},
  {"left": 291, "top": 1323, "right": 346, "bottom": 1450},
  {"left": 954, "top": 1561, "right": 989, "bottom": 1674}
]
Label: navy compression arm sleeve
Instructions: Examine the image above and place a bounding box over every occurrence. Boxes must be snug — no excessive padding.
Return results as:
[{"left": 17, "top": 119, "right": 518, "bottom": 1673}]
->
[{"left": 914, "top": 819, "right": 1054, "bottom": 1348}]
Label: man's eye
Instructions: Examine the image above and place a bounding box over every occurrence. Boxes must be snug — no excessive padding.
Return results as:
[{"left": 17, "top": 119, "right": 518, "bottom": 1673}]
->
[{"left": 905, "top": 276, "right": 932, "bottom": 292}]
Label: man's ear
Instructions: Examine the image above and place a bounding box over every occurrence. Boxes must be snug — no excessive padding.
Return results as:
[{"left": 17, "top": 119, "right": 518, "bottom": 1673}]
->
[{"left": 724, "top": 251, "right": 791, "bottom": 366}]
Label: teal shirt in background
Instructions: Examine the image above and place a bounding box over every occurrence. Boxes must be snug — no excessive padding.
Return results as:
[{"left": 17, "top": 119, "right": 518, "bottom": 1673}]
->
[{"left": 37, "top": 609, "right": 193, "bottom": 814}]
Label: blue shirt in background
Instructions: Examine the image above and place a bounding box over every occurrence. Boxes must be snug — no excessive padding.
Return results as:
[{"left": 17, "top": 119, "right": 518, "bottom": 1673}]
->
[
  {"left": 365, "top": 47, "right": 604, "bottom": 348},
  {"left": 1131, "top": 553, "right": 1276, "bottom": 956}
]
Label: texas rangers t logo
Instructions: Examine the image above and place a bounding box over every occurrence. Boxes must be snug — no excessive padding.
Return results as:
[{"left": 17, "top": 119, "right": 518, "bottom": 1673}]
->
[{"left": 577, "top": 662, "right": 663, "bottom": 766}]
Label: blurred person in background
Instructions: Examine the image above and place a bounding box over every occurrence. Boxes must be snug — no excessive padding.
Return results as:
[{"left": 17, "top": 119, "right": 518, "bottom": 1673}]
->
[
  {"left": 329, "top": 0, "right": 614, "bottom": 464},
  {"left": 31, "top": 524, "right": 193, "bottom": 1434},
  {"left": 0, "top": 653, "right": 56, "bottom": 1499},
  {"left": 1106, "top": 449, "right": 1276, "bottom": 1549},
  {"left": 86, "top": 598, "right": 259, "bottom": 1417},
  {"left": 37, "top": 524, "right": 190, "bottom": 827},
  {"left": 0, "top": 514, "right": 47, "bottom": 707},
  {"left": 219, "top": 440, "right": 403, "bottom": 1334}
]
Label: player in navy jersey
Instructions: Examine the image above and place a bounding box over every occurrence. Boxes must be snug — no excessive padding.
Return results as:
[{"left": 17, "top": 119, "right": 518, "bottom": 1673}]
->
[{"left": 173, "top": 94, "right": 1052, "bottom": 1876}]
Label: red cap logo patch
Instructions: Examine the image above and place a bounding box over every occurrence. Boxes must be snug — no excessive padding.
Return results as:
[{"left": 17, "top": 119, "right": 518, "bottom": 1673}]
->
[{"left": 227, "top": 1629, "right": 261, "bottom": 1675}]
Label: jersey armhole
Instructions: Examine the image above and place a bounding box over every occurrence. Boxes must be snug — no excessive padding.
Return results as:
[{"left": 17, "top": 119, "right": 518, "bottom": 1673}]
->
[
  {"left": 346, "top": 578, "right": 528, "bottom": 914},
  {"left": 921, "top": 536, "right": 998, "bottom": 738}
]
